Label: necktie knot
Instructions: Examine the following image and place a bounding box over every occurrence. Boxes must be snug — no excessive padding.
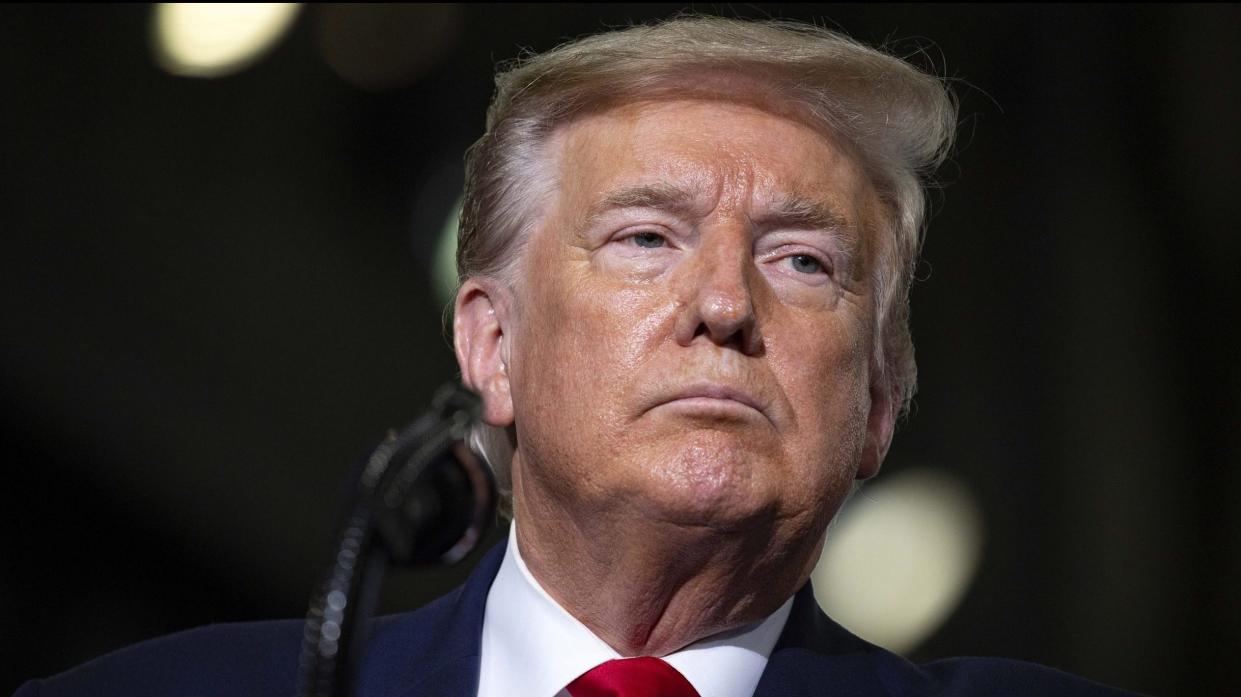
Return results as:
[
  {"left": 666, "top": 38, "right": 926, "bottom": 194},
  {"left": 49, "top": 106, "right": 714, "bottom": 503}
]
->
[{"left": 566, "top": 657, "right": 701, "bottom": 697}]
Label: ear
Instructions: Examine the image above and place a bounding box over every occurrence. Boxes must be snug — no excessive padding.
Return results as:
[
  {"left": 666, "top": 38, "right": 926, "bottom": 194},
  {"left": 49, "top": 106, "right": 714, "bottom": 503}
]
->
[
  {"left": 453, "top": 278, "right": 515, "bottom": 427},
  {"left": 856, "top": 376, "right": 897, "bottom": 481}
]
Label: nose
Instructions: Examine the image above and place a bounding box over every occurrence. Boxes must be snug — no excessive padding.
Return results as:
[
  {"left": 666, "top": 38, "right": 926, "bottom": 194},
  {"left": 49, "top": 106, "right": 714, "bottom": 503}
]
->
[{"left": 674, "top": 239, "right": 764, "bottom": 355}]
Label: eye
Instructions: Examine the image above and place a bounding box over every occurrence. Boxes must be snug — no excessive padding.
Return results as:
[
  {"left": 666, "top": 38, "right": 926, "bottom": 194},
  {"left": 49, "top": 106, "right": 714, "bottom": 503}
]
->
[
  {"left": 629, "top": 231, "right": 666, "bottom": 249},
  {"left": 788, "top": 254, "right": 825, "bottom": 274}
]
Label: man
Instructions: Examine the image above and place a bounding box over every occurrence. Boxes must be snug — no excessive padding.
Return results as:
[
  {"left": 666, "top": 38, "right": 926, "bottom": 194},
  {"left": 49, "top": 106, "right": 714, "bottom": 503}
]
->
[{"left": 16, "top": 17, "right": 1139, "bottom": 697}]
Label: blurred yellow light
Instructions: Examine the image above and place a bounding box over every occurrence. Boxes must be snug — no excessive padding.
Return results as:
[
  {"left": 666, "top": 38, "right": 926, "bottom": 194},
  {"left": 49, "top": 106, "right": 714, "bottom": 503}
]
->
[
  {"left": 153, "top": 3, "right": 301, "bottom": 78},
  {"left": 812, "top": 467, "right": 984, "bottom": 654}
]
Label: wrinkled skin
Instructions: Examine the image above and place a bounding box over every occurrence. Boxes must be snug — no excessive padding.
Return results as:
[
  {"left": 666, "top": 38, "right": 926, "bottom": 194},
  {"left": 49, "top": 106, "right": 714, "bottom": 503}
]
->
[{"left": 455, "top": 99, "right": 896, "bottom": 656}]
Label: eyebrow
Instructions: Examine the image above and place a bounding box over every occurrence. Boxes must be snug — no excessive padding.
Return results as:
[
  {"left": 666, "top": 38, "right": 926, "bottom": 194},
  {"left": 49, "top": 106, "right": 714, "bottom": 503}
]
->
[
  {"left": 581, "top": 183, "right": 702, "bottom": 228},
  {"left": 752, "top": 194, "right": 853, "bottom": 235},
  {"left": 580, "top": 184, "right": 856, "bottom": 244}
]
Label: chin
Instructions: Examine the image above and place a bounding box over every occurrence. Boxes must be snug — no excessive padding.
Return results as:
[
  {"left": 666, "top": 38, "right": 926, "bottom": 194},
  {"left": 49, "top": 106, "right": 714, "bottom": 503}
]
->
[{"left": 633, "top": 431, "right": 781, "bottom": 530}]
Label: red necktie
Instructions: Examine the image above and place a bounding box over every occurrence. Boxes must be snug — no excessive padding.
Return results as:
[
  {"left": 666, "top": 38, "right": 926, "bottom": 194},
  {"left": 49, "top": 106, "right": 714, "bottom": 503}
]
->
[{"left": 566, "top": 657, "right": 702, "bottom": 697}]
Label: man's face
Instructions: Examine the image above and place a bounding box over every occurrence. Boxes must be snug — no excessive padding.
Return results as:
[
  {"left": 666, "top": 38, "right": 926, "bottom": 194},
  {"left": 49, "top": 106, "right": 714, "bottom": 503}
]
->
[{"left": 500, "top": 99, "right": 889, "bottom": 535}]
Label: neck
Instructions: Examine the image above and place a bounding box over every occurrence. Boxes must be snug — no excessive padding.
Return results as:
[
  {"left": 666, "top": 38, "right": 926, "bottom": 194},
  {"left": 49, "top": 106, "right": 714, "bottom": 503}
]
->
[{"left": 511, "top": 472, "right": 822, "bottom": 656}]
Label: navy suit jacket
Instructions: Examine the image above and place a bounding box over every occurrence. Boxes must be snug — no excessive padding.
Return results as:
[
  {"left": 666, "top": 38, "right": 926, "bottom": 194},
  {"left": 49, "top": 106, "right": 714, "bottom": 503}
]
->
[{"left": 16, "top": 542, "right": 1140, "bottom": 696}]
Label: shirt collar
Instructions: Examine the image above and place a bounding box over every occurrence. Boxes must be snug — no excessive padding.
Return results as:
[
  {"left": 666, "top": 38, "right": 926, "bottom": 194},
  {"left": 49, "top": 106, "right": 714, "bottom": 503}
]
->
[{"left": 477, "top": 524, "right": 792, "bottom": 697}]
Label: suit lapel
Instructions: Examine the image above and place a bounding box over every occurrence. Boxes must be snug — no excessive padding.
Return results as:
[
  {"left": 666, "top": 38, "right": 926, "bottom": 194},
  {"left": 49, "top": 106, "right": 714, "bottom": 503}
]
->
[
  {"left": 753, "top": 583, "right": 898, "bottom": 697},
  {"left": 359, "top": 540, "right": 507, "bottom": 697}
]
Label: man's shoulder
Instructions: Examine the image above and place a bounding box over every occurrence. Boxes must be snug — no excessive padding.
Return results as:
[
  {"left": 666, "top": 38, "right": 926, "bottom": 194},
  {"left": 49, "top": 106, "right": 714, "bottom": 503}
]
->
[
  {"left": 15, "top": 547, "right": 501, "bottom": 697},
  {"left": 16, "top": 609, "right": 459, "bottom": 697},
  {"left": 13, "top": 618, "right": 306, "bottom": 697},
  {"left": 764, "top": 636, "right": 1144, "bottom": 696},
  {"left": 759, "top": 585, "right": 1145, "bottom": 697},
  {"left": 897, "top": 655, "right": 1144, "bottom": 697},
  {"left": 15, "top": 591, "right": 474, "bottom": 697}
]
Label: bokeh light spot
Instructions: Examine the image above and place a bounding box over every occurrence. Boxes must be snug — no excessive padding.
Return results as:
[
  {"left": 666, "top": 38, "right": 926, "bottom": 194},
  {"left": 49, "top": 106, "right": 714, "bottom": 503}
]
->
[
  {"left": 153, "top": 3, "right": 301, "bottom": 78},
  {"left": 812, "top": 466, "right": 984, "bottom": 654},
  {"left": 433, "top": 197, "right": 463, "bottom": 308}
]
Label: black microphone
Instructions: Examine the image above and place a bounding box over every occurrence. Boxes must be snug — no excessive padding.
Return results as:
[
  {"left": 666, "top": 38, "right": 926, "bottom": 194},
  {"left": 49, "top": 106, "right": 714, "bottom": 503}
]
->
[{"left": 297, "top": 384, "right": 497, "bottom": 697}]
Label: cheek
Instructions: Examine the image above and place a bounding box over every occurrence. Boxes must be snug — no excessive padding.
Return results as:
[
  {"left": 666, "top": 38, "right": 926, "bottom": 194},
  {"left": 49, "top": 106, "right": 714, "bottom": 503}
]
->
[
  {"left": 773, "top": 314, "right": 872, "bottom": 471},
  {"left": 515, "top": 274, "right": 674, "bottom": 413},
  {"left": 508, "top": 274, "right": 679, "bottom": 496}
]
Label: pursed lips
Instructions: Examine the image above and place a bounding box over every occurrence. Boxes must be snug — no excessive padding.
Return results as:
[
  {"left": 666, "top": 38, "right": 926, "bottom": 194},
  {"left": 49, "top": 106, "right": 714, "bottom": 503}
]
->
[{"left": 654, "top": 382, "right": 772, "bottom": 423}]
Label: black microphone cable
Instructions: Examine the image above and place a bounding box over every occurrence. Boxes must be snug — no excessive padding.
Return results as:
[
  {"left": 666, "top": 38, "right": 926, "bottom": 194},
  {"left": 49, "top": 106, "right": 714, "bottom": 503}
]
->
[{"left": 296, "top": 384, "right": 496, "bottom": 697}]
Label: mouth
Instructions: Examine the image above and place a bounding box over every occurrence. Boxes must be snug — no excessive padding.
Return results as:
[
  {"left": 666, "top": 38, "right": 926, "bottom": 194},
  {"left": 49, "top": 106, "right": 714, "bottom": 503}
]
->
[{"left": 656, "top": 382, "right": 769, "bottom": 421}]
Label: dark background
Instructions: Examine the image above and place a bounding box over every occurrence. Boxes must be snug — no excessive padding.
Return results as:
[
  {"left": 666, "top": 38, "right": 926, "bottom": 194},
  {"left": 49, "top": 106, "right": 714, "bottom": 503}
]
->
[{"left": 2, "top": 5, "right": 1238, "bottom": 695}]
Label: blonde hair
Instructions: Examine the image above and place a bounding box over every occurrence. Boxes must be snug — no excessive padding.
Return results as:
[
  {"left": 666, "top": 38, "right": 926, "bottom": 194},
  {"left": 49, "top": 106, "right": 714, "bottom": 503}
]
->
[{"left": 457, "top": 16, "right": 956, "bottom": 511}]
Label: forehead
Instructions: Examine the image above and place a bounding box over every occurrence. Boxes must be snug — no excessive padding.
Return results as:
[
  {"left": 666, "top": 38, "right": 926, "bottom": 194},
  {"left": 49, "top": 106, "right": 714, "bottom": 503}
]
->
[{"left": 548, "top": 98, "right": 873, "bottom": 214}]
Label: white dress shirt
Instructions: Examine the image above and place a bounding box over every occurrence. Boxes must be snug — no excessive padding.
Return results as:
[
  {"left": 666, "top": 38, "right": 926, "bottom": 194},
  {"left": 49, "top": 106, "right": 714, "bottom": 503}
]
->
[{"left": 476, "top": 525, "right": 793, "bottom": 697}]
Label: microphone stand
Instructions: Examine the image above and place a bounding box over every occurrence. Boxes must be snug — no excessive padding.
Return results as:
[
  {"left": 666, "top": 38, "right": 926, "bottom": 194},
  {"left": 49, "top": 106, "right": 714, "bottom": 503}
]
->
[{"left": 296, "top": 384, "right": 496, "bottom": 697}]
